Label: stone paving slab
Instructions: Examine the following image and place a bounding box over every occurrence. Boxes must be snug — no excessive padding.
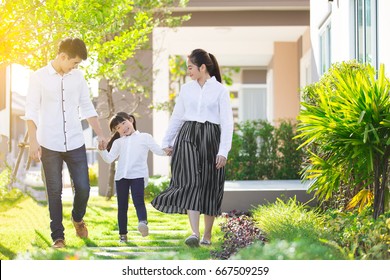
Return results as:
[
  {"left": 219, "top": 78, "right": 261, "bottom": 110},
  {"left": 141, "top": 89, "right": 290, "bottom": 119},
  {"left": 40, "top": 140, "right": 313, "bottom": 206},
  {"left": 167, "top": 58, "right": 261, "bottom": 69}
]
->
[
  {"left": 91, "top": 246, "right": 177, "bottom": 251},
  {"left": 94, "top": 251, "right": 179, "bottom": 258}
]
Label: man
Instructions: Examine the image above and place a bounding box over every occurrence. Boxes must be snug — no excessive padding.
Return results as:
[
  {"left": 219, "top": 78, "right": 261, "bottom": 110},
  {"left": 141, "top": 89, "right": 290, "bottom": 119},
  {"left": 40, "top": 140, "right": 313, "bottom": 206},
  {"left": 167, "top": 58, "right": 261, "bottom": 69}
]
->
[{"left": 25, "top": 38, "right": 107, "bottom": 248}]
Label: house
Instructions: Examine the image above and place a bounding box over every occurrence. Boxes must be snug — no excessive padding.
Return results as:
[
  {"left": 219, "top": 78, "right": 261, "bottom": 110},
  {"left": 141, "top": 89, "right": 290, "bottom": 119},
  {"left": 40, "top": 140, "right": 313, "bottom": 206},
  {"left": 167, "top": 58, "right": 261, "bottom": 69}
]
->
[{"left": 310, "top": 0, "right": 390, "bottom": 77}]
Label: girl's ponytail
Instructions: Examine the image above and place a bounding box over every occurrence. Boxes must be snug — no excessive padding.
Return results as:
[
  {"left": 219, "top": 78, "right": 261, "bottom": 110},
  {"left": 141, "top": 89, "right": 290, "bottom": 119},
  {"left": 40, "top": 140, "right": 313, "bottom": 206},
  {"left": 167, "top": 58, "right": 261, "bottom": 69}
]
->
[{"left": 106, "top": 132, "right": 120, "bottom": 152}]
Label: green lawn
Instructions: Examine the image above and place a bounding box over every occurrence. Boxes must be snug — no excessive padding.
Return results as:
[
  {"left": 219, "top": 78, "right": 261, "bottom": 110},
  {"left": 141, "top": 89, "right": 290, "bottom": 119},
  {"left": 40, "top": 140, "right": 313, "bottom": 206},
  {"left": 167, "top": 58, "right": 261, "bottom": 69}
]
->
[{"left": 0, "top": 190, "right": 224, "bottom": 260}]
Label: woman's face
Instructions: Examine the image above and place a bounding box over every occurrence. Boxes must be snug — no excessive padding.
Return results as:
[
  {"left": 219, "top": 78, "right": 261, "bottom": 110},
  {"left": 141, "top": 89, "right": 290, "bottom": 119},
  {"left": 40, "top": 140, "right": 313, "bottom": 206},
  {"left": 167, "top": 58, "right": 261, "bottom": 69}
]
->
[
  {"left": 187, "top": 58, "right": 201, "bottom": 81},
  {"left": 114, "top": 119, "right": 134, "bottom": 136}
]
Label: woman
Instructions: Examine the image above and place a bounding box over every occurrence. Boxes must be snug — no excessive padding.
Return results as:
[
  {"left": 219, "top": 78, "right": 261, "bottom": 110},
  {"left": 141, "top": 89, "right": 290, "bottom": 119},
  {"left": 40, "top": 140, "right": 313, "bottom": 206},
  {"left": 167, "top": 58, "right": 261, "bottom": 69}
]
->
[{"left": 151, "top": 49, "right": 234, "bottom": 247}]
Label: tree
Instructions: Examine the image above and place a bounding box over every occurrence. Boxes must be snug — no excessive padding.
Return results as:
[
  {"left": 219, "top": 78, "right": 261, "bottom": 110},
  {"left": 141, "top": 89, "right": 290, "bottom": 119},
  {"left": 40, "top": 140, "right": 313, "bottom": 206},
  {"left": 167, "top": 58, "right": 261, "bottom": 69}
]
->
[{"left": 296, "top": 61, "right": 390, "bottom": 218}]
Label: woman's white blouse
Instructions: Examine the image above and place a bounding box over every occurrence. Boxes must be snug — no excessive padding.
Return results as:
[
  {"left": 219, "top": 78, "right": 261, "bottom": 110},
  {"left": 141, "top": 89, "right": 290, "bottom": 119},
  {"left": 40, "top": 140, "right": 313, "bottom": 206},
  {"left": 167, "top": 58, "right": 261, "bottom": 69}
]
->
[
  {"left": 162, "top": 76, "right": 234, "bottom": 158},
  {"left": 98, "top": 131, "right": 166, "bottom": 183}
]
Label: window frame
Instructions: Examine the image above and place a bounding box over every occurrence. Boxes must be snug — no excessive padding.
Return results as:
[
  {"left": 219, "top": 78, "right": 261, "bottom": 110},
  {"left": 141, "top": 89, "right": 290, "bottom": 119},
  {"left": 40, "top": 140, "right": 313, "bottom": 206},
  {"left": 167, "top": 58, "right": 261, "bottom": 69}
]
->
[{"left": 354, "top": 0, "right": 378, "bottom": 69}]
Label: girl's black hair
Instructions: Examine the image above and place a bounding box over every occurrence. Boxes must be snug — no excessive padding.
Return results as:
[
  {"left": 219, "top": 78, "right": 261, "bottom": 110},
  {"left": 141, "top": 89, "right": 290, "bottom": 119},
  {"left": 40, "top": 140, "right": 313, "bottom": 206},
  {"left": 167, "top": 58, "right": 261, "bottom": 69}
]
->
[
  {"left": 106, "top": 112, "right": 136, "bottom": 151},
  {"left": 188, "top": 49, "right": 222, "bottom": 83}
]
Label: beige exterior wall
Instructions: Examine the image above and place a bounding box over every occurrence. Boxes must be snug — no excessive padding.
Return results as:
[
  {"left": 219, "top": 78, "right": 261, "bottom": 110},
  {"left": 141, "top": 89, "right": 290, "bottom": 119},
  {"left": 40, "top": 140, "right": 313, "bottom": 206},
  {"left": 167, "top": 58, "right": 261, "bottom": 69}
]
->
[
  {"left": 301, "top": 27, "right": 311, "bottom": 55},
  {"left": 242, "top": 70, "right": 267, "bottom": 84},
  {"left": 174, "top": 10, "right": 309, "bottom": 26},
  {"left": 272, "top": 42, "right": 300, "bottom": 123},
  {"left": 183, "top": 0, "right": 309, "bottom": 10}
]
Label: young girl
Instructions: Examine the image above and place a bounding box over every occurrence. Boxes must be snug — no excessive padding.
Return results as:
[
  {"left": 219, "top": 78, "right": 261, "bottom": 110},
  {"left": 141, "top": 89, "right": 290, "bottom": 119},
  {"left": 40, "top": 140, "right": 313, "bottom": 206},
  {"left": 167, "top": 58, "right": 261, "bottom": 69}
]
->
[{"left": 98, "top": 112, "right": 166, "bottom": 242}]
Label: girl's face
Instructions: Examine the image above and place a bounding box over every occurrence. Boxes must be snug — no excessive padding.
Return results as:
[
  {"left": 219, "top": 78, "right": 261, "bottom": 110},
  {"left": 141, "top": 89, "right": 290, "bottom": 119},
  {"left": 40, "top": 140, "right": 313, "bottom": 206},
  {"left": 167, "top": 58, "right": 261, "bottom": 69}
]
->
[
  {"left": 114, "top": 119, "right": 134, "bottom": 137},
  {"left": 187, "top": 58, "right": 202, "bottom": 81}
]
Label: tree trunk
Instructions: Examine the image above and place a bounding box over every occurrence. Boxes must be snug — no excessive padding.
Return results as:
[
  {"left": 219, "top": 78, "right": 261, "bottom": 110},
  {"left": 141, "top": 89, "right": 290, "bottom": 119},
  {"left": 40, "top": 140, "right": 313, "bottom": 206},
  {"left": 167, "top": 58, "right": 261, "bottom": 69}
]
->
[
  {"left": 373, "top": 149, "right": 390, "bottom": 219},
  {"left": 105, "top": 162, "right": 116, "bottom": 200},
  {"left": 104, "top": 80, "right": 116, "bottom": 199}
]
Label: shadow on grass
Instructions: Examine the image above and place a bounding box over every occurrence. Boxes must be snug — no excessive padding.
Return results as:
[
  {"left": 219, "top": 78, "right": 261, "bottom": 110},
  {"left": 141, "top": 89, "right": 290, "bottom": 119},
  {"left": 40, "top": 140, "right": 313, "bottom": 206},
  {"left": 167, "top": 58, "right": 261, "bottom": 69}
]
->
[{"left": 34, "top": 229, "right": 51, "bottom": 248}]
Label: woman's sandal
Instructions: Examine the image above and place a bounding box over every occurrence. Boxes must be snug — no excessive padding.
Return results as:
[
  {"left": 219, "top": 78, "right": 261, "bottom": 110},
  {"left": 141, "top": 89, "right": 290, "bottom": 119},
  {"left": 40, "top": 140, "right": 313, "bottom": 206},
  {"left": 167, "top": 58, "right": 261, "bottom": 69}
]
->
[
  {"left": 200, "top": 239, "right": 212, "bottom": 246},
  {"left": 185, "top": 234, "right": 200, "bottom": 247}
]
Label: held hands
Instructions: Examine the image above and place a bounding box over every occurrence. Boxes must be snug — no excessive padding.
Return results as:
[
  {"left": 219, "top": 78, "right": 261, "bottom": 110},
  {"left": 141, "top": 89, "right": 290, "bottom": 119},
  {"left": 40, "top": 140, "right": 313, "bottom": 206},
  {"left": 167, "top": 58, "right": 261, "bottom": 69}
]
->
[
  {"left": 163, "top": 147, "right": 173, "bottom": 156},
  {"left": 97, "top": 136, "right": 108, "bottom": 151},
  {"left": 216, "top": 155, "right": 227, "bottom": 169}
]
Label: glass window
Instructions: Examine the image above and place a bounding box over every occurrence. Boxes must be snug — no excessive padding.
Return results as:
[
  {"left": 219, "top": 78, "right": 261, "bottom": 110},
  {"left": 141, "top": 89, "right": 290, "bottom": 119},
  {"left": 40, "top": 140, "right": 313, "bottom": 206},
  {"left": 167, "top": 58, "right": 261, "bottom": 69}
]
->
[
  {"left": 320, "top": 23, "right": 331, "bottom": 75},
  {"left": 355, "top": 0, "right": 377, "bottom": 68},
  {"left": 239, "top": 86, "right": 267, "bottom": 122}
]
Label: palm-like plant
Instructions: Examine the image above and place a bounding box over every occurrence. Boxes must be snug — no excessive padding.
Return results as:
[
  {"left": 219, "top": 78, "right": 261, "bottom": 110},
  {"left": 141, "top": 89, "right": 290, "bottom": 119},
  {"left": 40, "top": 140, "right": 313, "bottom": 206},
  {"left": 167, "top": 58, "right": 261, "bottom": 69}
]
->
[{"left": 296, "top": 61, "right": 390, "bottom": 218}]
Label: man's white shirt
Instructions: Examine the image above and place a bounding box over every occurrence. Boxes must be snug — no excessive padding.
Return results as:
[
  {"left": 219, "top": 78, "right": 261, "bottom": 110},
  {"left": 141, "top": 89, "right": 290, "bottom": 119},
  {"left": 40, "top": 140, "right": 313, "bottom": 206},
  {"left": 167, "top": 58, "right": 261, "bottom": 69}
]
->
[{"left": 25, "top": 62, "right": 97, "bottom": 152}]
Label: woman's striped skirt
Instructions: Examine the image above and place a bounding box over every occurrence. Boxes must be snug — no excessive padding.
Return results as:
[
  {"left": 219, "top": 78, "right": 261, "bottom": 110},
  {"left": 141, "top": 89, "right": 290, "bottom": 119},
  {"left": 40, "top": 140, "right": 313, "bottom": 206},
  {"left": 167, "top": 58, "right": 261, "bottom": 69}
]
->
[{"left": 151, "top": 121, "right": 225, "bottom": 216}]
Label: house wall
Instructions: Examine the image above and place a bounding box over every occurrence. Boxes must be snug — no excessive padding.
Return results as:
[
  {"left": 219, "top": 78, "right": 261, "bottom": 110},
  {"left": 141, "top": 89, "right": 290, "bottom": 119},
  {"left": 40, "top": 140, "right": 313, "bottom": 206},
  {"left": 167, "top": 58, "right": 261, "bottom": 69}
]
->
[
  {"left": 242, "top": 70, "right": 267, "bottom": 84},
  {"left": 310, "top": 0, "right": 390, "bottom": 78},
  {"left": 272, "top": 42, "right": 300, "bottom": 123},
  {"left": 378, "top": 0, "right": 390, "bottom": 72}
]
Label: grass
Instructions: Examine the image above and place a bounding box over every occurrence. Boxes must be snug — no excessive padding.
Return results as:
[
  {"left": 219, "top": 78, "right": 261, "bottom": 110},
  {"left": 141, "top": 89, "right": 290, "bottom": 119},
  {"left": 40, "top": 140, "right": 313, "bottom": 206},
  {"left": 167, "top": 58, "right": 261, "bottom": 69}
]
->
[{"left": 0, "top": 188, "right": 224, "bottom": 260}]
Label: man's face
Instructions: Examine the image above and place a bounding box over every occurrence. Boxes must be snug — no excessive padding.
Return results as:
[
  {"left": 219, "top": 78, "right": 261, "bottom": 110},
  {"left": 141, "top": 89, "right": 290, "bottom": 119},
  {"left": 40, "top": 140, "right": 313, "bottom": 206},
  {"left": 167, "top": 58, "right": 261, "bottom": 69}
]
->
[{"left": 60, "top": 53, "right": 82, "bottom": 74}]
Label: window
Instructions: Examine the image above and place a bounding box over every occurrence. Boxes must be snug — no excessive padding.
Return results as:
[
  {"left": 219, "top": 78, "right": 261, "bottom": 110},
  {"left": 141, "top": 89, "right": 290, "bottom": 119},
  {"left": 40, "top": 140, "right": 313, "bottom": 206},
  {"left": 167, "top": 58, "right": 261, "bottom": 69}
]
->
[
  {"left": 239, "top": 86, "right": 267, "bottom": 122},
  {"left": 355, "top": 0, "right": 377, "bottom": 68},
  {"left": 319, "top": 23, "right": 331, "bottom": 75}
]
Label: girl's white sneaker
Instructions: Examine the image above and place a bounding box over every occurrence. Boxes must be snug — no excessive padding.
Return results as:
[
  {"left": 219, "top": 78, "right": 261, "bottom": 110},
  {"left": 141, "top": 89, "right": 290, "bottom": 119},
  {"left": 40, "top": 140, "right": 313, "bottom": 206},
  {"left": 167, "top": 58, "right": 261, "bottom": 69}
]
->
[{"left": 138, "top": 221, "right": 149, "bottom": 237}]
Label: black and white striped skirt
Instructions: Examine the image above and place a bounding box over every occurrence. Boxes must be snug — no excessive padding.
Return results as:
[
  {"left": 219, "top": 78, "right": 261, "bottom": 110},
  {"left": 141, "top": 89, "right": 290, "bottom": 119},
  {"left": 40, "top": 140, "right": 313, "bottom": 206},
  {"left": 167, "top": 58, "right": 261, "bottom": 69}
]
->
[{"left": 151, "top": 121, "right": 225, "bottom": 216}]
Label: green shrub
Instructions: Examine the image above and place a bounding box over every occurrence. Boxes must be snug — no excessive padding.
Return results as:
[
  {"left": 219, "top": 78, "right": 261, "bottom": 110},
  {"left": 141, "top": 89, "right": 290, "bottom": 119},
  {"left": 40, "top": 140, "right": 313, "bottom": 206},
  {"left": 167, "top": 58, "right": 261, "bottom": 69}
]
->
[
  {"left": 145, "top": 175, "right": 170, "bottom": 201},
  {"left": 322, "top": 209, "right": 390, "bottom": 259},
  {"left": 226, "top": 119, "right": 304, "bottom": 180},
  {"left": 296, "top": 61, "right": 390, "bottom": 218},
  {"left": 88, "top": 164, "right": 98, "bottom": 186},
  {"left": 251, "top": 197, "right": 324, "bottom": 242}
]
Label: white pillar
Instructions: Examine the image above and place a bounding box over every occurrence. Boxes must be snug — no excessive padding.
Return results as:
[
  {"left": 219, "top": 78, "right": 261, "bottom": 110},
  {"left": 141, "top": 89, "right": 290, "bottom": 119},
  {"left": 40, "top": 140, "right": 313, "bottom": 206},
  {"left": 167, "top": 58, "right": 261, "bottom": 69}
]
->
[{"left": 152, "top": 28, "right": 171, "bottom": 176}]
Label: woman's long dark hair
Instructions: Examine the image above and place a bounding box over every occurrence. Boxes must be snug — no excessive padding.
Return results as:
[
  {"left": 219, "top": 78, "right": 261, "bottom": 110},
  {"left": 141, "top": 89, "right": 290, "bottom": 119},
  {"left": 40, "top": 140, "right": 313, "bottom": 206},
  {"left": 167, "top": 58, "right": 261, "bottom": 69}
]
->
[
  {"left": 106, "top": 112, "right": 136, "bottom": 151},
  {"left": 188, "top": 48, "right": 222, "bottom": 83}
]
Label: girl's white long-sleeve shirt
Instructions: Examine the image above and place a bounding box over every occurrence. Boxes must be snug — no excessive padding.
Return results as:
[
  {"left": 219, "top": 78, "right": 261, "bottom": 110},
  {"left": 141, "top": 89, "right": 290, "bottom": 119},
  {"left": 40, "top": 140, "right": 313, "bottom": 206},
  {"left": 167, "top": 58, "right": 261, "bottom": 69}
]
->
[
  {"left": 162, "top": 76, "right": 234, "bottom": 158},
  {"left": 98, "top": 131, "right": 165, "bottom": 182}
]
